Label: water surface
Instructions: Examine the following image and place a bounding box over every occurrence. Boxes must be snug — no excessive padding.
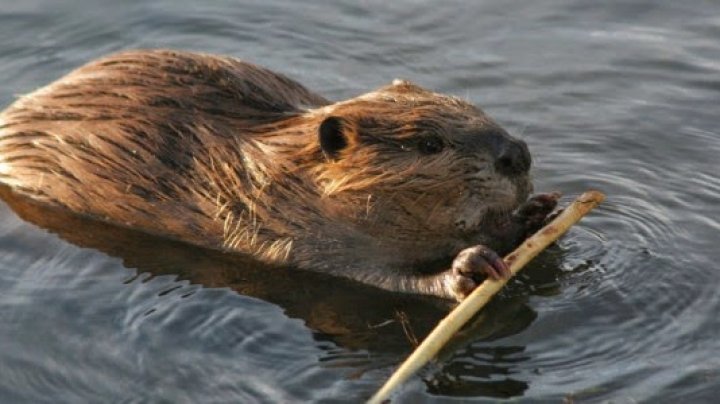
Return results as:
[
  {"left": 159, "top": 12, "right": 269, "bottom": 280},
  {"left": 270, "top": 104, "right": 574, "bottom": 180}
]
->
[{"left": 1, "top": 0, "right": 719, "bottom": 402}]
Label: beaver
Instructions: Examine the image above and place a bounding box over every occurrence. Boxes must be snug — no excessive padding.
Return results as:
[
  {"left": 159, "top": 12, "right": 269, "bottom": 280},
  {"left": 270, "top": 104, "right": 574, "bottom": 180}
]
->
[{"left": 0, "top": 49, "right": 557, "bottom": 301}]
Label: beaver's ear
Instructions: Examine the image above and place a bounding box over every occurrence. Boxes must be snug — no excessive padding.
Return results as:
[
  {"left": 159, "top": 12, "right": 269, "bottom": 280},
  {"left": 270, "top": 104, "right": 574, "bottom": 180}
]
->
[{"left": 319, "top": 116, "right": 350, "bottom": 160}]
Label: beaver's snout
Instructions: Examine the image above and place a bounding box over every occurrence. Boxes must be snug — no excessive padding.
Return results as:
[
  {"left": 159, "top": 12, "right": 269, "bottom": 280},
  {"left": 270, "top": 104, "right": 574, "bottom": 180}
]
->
[{"left": 494, "top": 137, "right": 531, "bottom": 177}]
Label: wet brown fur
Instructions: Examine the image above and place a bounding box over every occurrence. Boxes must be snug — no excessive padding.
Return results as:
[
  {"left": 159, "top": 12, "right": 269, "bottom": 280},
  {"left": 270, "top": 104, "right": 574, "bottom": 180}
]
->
[{"left": 0, "top": 50, "right": 531, "bottom": 299}]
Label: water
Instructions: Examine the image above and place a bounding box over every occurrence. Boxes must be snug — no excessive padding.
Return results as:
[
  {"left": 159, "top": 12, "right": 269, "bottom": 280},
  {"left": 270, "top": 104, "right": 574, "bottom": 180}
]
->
[{"left": 1, "top": 0, "right": 719, "bottom": 402}]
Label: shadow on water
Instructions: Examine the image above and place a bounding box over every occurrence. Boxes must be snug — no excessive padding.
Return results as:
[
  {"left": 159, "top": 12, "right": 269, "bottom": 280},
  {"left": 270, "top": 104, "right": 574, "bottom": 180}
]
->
[{"left": 0, "top": 185, "right": 575, "bottom": 398}]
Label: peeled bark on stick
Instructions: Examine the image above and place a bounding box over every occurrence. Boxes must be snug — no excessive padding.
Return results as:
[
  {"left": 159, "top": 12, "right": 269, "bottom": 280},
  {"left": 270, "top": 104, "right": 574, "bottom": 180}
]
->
[{"left": 369, "top": 190, "right": 605, "bottom": 404}]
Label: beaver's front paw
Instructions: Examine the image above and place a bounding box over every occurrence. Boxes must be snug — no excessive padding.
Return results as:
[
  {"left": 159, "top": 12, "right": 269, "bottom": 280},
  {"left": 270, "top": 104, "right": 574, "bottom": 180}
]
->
[
  {"left": 514, "top": 192, "right": 562, "bottom": 235},
  {"left": 446, "top": 245, "right": 510, "bottom": 301}
]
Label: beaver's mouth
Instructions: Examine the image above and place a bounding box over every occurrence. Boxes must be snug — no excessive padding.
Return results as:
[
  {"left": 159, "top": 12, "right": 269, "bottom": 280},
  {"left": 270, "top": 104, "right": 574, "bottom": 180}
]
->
[
  {"left": 514, "top": 174, "right": 534, "bottom": 205},
  {"left": 454, "top": 175, "right": 533, "bottom": 236}
]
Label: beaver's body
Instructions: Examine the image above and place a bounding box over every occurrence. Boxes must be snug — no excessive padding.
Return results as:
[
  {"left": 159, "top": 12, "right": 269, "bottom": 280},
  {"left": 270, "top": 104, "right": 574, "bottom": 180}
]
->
[{"left": 0, "top": 50, "right": 555, "bottom": 301}]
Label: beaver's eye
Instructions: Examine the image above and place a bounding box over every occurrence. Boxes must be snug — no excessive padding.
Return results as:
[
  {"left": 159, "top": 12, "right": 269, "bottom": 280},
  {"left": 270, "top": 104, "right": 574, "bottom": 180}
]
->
[{"left": 417, "top": 135, "right": 445, "bottom": 155}]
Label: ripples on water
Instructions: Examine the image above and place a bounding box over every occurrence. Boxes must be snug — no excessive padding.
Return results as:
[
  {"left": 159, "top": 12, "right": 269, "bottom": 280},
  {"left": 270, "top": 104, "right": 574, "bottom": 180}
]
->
[{"left": 1, "top": 1, "right": 719, "bottom": 402}]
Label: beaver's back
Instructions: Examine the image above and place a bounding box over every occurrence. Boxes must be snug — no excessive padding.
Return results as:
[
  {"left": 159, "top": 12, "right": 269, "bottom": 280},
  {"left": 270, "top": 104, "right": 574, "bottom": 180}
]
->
[{"left": 0, "top": 49, "right": 329, "bottom": 244}]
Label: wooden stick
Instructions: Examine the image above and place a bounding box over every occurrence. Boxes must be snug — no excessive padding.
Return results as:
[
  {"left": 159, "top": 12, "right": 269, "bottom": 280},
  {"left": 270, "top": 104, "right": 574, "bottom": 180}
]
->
[{"left": 368, "top": 190, "right": 605, "bottom": 404}]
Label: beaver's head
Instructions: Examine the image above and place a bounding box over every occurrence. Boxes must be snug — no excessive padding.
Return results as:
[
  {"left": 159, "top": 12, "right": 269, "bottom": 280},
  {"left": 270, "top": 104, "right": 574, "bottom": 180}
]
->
[{"left": 307, "top": 80, "right": 532, "bottom": 249}]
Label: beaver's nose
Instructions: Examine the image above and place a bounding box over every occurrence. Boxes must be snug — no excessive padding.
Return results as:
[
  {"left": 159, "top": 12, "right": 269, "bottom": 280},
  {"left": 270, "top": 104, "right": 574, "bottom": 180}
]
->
[{"left": 494, "top": 138, "right": 531, "bottom": 176}]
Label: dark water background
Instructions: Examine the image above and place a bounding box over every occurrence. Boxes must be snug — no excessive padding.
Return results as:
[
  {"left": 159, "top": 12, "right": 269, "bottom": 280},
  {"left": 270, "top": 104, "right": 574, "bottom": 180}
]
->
[{"left": 1, "top": 0, "right": 719, "bottom": 402}]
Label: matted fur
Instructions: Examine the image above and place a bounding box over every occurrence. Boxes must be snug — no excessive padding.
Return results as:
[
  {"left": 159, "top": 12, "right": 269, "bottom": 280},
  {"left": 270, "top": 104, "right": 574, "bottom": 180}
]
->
[{"left": 0, "top": 50, "right": 532, "bottom": 299}]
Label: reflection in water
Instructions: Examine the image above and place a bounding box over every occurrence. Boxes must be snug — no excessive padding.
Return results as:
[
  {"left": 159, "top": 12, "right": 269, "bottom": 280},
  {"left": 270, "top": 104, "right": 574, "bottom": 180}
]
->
[
  {"left": 430, "top": 345, "right": 531, "bottom": 398},
  {"left": 0, "top": 185, "right": 553, "bottom": 397},
  {"left": 427, "top": 297, "right": 538, "bottom": 398}
]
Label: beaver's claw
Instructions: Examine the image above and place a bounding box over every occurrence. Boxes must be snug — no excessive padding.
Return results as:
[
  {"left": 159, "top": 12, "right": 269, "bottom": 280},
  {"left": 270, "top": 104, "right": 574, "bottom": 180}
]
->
[
  {"left": 514, "top": 192, "right": 561, "bottom": 235},
  {"left": 446, "top": 245, "right": 510, "bottom": 301}
]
